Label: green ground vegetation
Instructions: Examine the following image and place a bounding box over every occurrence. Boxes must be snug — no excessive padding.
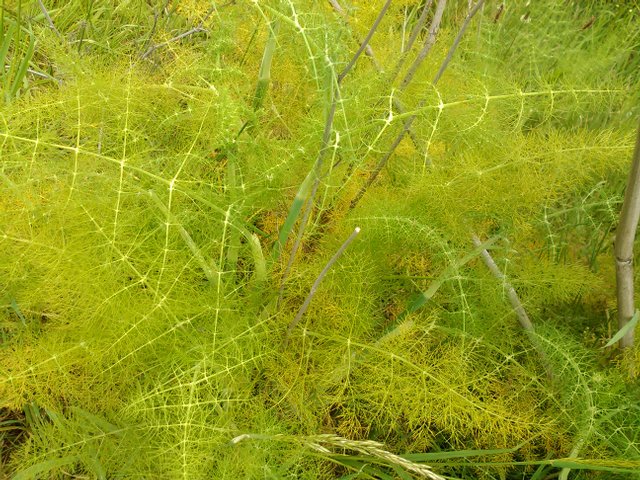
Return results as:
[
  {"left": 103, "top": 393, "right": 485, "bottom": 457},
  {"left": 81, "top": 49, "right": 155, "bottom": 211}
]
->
[{"left": 1, "top": 0, "right": 640, "bottom": 478}]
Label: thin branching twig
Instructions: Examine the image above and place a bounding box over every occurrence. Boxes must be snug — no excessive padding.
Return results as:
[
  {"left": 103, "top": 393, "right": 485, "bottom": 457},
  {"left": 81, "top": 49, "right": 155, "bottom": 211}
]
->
[
  {"left": 141, "top": 3, "right": 163, "bottom": 54},
  {"left": 399, "top": 0, "right": 447, "bottom": 89},
  {"left": 140, "top": 2, "right": 229, "bottom": 59},
  {"left": 329, "top": 0, "right": 426, "bottom": 154},
  {"left": 389, "top": 0, "right": 434, "bottom": 83},
  {"left": 433, "top": 0, "right": 485, "bottom": 84},
  {"left": 3, "top": 65, "right": 59, "bottom": 84},
  {"left": 472, "top": 235, "right": 533, "bottom": 332},
  {"left": 350, "top": 0, "right": 485, "bottom": 212},
  {"left": 37, "top": 0, "right": 61, "bottom": 38},
  {"left": 285, "top": 227, "right": 360, "bottom": 340},
  {"left": 405, "top": 0, "right": 435, "bottom": 54},
  {"left": 328, "top": 0, "right": 381, "bottom": 70},
  {"left": 472, "top": 234, "right": 555, "bottom": 379},
  {"left": 141, "top": 26, "right": 207, "bottom": 59},
  {"left": 337, "top": 0, "right": 391, "bottom": 83}
]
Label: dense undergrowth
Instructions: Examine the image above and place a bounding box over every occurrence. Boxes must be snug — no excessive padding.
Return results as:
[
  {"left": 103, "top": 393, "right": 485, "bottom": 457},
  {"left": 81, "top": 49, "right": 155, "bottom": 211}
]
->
[{"left": 1, "top": 0, "right": 640, "bottom": 478}]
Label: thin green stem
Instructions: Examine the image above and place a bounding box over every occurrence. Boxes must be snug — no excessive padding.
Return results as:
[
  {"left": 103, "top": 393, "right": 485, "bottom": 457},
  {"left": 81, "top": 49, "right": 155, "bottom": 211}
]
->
[{"left": 285, "top": 227, "right": 360, "bottom": 340}]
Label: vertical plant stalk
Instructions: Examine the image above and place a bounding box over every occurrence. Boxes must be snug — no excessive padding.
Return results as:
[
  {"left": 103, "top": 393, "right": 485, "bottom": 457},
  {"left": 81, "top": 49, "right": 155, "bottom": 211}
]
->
[
  {"left": 388, "top": 0, "right": 434, "bottom": 84},
  {"left": 277, "top": 180, "right": 321, "bottom": 307},
  {"left": 399, "top": 0, "right": 447, "bottom": 90},
  {"left": 614, "top": 122, "right": 640, "bottom": 349},
  {"left": 350, "top": 0, "right": 484, "bottom": 212},
  {"left": 227, "top": 20, "right": 279, "bottom": 278},
  {"left": 472, "top": 235, "right": 554, "bottom": 379},
  {"left": 225, "top": 150, "right": 242, "bottom": 276},
  {"left": 250, "top": 20, "right": 279, "bottom": 115},
  {"left": 433, "top": 0, "right": 485, "bottom": 84},
  {"left": 141, "top": 5, "right": 162, "bottom": 53},
  {"left": 273, "top": 0, "right": 391, "bottom": 262},
  {"left": 404, "top": 0, "right": 435, "bottom": 54},
  {"left": 37, "top": 0, "right": 61, "bottom": 38},
  {"left": 273, "top": 167, "right": 318, "bottom": 261},
  {"left": 272, "top": 84, "right": 338, "bottom": 262},
  {"left": 329, "top": 0, "right": 425, "bottom": 154},
  {"left": 286, "top": 227, "right": 360, "bottom": 340}
]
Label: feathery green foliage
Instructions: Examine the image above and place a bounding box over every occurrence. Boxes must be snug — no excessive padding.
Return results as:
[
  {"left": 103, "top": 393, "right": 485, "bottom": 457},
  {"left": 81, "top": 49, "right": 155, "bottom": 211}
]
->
[{"left": 1, "top": 1, "right": 639, "bottom": 479}]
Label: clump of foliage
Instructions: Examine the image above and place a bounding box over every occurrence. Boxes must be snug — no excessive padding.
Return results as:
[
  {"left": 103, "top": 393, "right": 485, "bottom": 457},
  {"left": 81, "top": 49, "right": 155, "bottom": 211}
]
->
[{"left": 1, "top": 1, "right": 640, "bottom": 479}]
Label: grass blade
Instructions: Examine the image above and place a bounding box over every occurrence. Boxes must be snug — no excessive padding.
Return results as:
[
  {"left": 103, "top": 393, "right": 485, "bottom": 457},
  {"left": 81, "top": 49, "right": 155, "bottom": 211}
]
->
[
  {"left": 251, "top": 20, "right": 279, "bottom": 113},
  {"left": 0, "top": 22, "right": 17, "bottom": 95},
  {"left": 272, "top": 168, "right": 315, "bottom": 260},
  {"left": 604, "top": 309, "right": 640, "bottom": 348},
  {"left": 403, "top": 444, "right": 524, "bottom": 462},
  {"left": 10, "top": 298, "right": 27, "bottom": 326},
  {"left": 9, "top": 29, "right": 35, "bottom": 100}
]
